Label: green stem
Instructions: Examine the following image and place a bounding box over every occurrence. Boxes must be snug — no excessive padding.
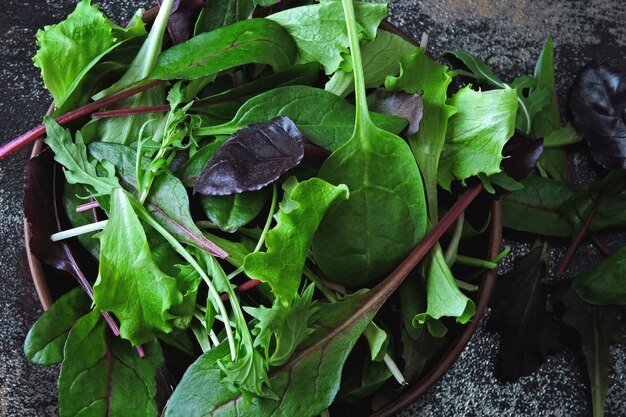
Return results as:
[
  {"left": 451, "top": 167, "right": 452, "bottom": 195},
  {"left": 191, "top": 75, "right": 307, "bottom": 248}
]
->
[
  {"left": 455, "top": 254, "right": 498, "bottom": 270},
  {"left": 444, "top": 211, "right": 465, "bottom": 266},
  {"left": 194, "top": 124, "right": 237, "bottom": 138},
  {"left": 455, "top": 279, "right": 479, "bottom": 292},
  {"left": 191, "top": 324, "right": 211, "bottom": 353},
  {"left": 50, "top": 220, "right": 109, "bottom": 242},
  {"left": 254, "top": 184, "right": 278, "bottom": 253}
]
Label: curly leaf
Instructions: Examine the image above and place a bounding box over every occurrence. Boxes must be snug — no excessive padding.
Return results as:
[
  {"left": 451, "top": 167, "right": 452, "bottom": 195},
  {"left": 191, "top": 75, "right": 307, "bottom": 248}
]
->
[
  {"left": 244, "top": 177, "right": 348, "bottom": 302},
  {"left": 58, "top": 310, "right": 163, "bottom": 417}
]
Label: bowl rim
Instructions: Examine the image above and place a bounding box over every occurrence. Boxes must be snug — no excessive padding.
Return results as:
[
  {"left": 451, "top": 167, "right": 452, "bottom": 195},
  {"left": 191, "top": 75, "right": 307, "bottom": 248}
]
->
[{"left": 22, "top": 10, "right": 503, "bottom": 417}]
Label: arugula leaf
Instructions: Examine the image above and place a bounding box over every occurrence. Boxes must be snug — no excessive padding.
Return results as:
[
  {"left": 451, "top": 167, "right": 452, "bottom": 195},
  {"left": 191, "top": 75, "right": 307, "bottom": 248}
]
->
[
  {"left": 43, "top": 117, "right": 119, "bottom": 197},
  {"left": 573, "top": 245, "right": 626, "bottom": 305},
  {"left": 414, "top": 245, "right": 475, "bottom": 336},
  {"left": 267, "top": 0, "right": 387, "bottom": 74},
  {"left": 487, "top": 244, "right": 564, "bottom": 380},
  {"left": 385, "top": 49, "right": 455, "bottom": 221},
  {"left": 438, "top": 86, "right": 518, "bottom": 190},
  {"left": 195, "top": 85, "right": 408, "bottom": 152},
  {"left": 194, "top": 117, "right": 305, "bottom": 196},
  {"left": 311, "top": 0, "right": 427, "bottom": 287},
  {"left": 325, "top": 30, "right": 417, "bottom": 97},
  {"left": 94, "top": 188, "right": 183, "bottom": 345},
  {"left": 244, "top": 177, "right": 349, "bottom": 302},
  {"left": 24, "top": 288, "right": 91, "bottom": 365},
  {"left": 151, "top": 19, "right": 297, "bottom": 81},
  {"left": 58, "top": 310, "right": 163, "bottom": 417},
  {"left": 445, "top": 50, "right": 506, "bottom": 87},
  {"left": 244, "top": 284, "right": 320, "bottom": 366}
]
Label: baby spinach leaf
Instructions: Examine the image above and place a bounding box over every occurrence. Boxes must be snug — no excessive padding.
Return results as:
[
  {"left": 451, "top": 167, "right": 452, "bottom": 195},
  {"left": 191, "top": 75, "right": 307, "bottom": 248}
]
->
[
  {"left": 385, "top": 49, "right": 456, "bottom": 222},
  {"left": 88, "top": 142, "right": 228, "bottom": 258},
  {"left": 24, "top": 288, "right": 91, "bottom": 365},
  {"left": 59, "top": 310, "right": 164, "bottom": 417},
  {"left": 326, "top": 30, "right": 417, "bottom": 97},
  {"left": 338, "top": 357, "right": 392, "bottom": 404},
  {"left": 244, "top": 284, "right": 320, "bottom": 367},
  {"left": 195, "top": 85, "right": 407, "bottom": 151},
  {"left": 414, "top": 245, "right": 475, "bottom": 336},
  {"left": 502, "top": 175, "right": 576, "bottom": 237},
  {"left": 200, "top": 190, "right": 269, "bottom": 233},
  {"left": 311, "top": 1, "right": 427, "bottom": 287},
  {"left": 195, "top": 0, "right": 271, "bottom": 34},
  {"left": 488, "top": 244, "right": 564, "bottom": 380},
  {"left": 268, "top": 0, "right": 386, "bottom": 74},
  {"left": 570, "top": 62, "right": 626, "bottom": 169},
  {"left": 150, "top": 19, "right": 297, "bottom": 81},
  {"left": 367, "top": 88, "right": 424, "bottom": 136},
  {"left": 244, "top": 177, "right": 349, "bottom": 302},
  {"left": 194, "top": 117, "right": 305, "bottom": 196},
  {"left": 573, "top": 245, "right": 626, "bottom": 305},
  {"left": 94, "top": 188, "right": 183, "bottom": 345},
  {"left": 438, "top": 86, "right": 518, "bottom": 190}
]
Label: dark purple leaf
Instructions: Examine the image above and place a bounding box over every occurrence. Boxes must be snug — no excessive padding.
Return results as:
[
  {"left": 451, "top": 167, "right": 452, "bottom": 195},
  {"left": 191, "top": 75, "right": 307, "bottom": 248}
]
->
[
  {"left": 501, "top": 132, "right": 544, "bottom": 180},
  {"left": 569, "top": 62, "right": 626, "bottom": 169},
  {"left": 160, "top": 0, "right": 205, "bottom": 45},
  {"left": 367, "top": 88, "right": 423, "bottom": 136},
  {"left": 487, "top": 244, "right": 565, "bottom": 381},
  {"left": 194, "top": 116, "right": 305, "bottom": 196}
]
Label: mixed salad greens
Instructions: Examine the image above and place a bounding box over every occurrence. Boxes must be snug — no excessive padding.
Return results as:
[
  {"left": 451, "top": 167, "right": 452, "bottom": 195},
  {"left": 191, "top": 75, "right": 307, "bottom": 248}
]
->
[{"left": 2, "top": 0, "right": 622, "bottom": 415}]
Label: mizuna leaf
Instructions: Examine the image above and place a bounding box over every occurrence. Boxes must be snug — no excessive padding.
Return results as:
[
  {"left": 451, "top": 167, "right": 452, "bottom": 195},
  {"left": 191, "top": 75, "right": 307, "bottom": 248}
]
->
[
  {"left": 58, "top": 310, "right": 163, "bottom": 417},
  {"left": 487, "top": 244, "right": 564, "bottom": 380},
  {"left": 24, "top": 288, "right": 91, "bottom": 365},
  {"left": 94, "top": 188, "right": 183, "bottom": 345},
  {"left": 267, "top": 0, "right": 387, "bottom": 74},
  {"left": 243, "top": 177, "right": 349, "bottom": 302},
  {"left": 438, "top": 86, "right": 518, "bottom": 190},
  {"left": 194, "top": 85, "right": 408, "bottom": 152},
  {"left": 570, "top": 62, "right": 626, "bottom": 169},
  {"left": 367, "top": 88, "right": 424, "bottom": 136},
  {"left": 194, "top": 117, "right": 305, "bottom": 196},
  {"left": 88, "top": 142, "right": 228, "bottom": 257},
  {"left": 150, "top": 19, "right": 297, "bottom": 81}
]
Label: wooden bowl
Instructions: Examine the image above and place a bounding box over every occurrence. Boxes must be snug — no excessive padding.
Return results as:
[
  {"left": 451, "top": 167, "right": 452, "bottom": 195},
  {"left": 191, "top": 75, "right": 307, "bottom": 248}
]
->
[{"left": 23, "top": 13, "right": 503, "bottom": 417}]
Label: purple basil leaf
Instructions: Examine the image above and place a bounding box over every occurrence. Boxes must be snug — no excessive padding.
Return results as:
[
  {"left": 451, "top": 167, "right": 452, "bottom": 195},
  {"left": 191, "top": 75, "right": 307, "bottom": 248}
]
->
[
  {"left": 194, "top": 116, "right": 305, "bottom": 196},
  {"left": 501, "top": 132, "right": 544, "bottom": 180},
  {"left": 160, "top": 0, "right": 205, "bottom": 45},
  {"left": 367, "top": 88, "right": 424, "bottom": 136},
  {"left": 569, "top": 62, "right": 626, "bottom": 169}
]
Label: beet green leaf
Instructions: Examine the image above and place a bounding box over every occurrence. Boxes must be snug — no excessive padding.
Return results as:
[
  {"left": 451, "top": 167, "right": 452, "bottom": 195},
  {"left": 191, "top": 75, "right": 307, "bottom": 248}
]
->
[
  {"left": 438, "top": 86, "right": 518, "bottom": 190},
  {"left": 94, "top": 188, "right": 183, "bottom": 345},
  {"left": 194, "top": 85, "right": 408, "bottom": 152},
  {"left": 244, "top": 177, "right": 349, "bottom": 303},
  {"left": 150, "top": 19, "right": 296, "bottom": 81},
  {"left": 58, "top": 310, "right": 163, "bottom": 417},
  {"left": 311, "top": 0, "right": 427, "bottom": 287},
  {"left": 24, "top": 288, "right": 91, "bottom": 365},
  {"left": 267, "top": 0, "right": 387, "bottom": 74}
]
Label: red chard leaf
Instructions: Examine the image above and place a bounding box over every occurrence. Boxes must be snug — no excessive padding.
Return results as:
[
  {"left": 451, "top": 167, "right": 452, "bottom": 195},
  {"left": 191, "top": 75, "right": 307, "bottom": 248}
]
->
[
  {"left": 194, "top": 116, "right": 305, "bottom": 196},
  {"left": 501, "top": 132, "right": 544, "bottom": 180},
  {"left": 570, "top": 62, "right": 626, "bottom": 169},
  {"left": 367, "top": 88, "right": 424, "bottom": 136},
  {"left": 161, "top": 0, "right": 205, "bottom": 45}
]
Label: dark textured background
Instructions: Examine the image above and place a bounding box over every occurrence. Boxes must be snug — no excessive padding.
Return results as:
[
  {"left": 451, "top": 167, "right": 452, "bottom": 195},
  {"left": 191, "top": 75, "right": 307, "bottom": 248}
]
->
[{"left": 0, "top": 1, "right": 625, "bottom": 416}]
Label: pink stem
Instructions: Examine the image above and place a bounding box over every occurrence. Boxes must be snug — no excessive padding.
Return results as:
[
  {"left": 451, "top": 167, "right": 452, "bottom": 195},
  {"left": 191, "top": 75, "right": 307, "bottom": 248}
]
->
[
  {"left": 76, "top": 200, "right": 101, "bottom": 213},
  {"left": 0, "top": 80, "right": 166, "bottom": 158},
  {"left": 92, "top": 104, "right": 171, "bottom": 119},
  {"left": 220, "top": 279, "right": 262, "bottom": 301}
]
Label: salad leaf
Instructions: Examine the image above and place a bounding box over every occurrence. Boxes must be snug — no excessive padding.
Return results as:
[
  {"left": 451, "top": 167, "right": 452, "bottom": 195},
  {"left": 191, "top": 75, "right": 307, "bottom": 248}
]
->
[
  {"left": 200, "top": 190, "right": 269, "bottom": 233},
  {"left": 244, "top": 284, "right": 320, "bottom": 367},
  {"left": 195, "top": 0, "right": 272, "bottom": 34},
  {"left": 326, "top": 30, "right": 417, "bottom": 97},
  {"left": 94, "top": 188, "right": 183, "bottom": 345},
  {"left": 195, "top": 85, "right": 408, "bottom": 152},
  {"left": 438, "top": 86, "right": 518, "bottom": 190},
  {"left": 58, "top": 310, "right": 163, "bottom": 417},
  {"left": 312, "top": 0, "right": 427, "bottom": 287},
  {"left": 570, "top": 62, "right": 626, "bottom": 169},
  {"left": 367, "top": 88, "right": 424, "bottom": 136},
  {"left": 165, "top": 0, "right": 204, "bottom": 45},
  {"left": 573, "top": 245, "right": 626, "bottom": 305},
  {"left": 531, "top": 38, "right": 560, "bottom": 138},
  {"left": 194, "top": 117, "right": 306, "bottom": 196},
  {"left": 244, "top": 177, "right": 349, "bottom": 302},
  {"left": 501, "top": 133, "right": 544, "bottom": 180},
  {"left": 150, "top": 19, "right": 297, "bottom": 81},
  {"left": 445, "top": 50, "right": 505, "bottom": 87},
  {"left": 267, "top": 0, "right": 387, "bottom": 74},
  {"left": 24, "top": 288, "right": 91, "bottom": 365},
  {"left": 543, "top": 123, "right": 583, "bottom": 147},
  {"left": 385, "top": 49, "right": 455, "bottom": 221},
  {"left": 488, "top": 244, "right": 563, "bottom": 380}
]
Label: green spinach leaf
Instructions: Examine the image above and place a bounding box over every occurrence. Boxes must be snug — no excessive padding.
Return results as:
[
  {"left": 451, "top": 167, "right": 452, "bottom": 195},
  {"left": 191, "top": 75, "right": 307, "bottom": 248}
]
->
[{"left": 573, "top": 245, "right": 626, "bottom": 305}]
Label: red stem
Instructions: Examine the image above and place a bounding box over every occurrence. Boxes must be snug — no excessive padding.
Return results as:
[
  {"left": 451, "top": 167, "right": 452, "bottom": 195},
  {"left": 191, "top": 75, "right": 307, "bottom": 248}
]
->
[
  {"left": 590, "top": 235, "right": 612, "bottom": 257},
  {"left": 220, "top": 279, "right": 262, "bottom": 301},
  {"left": 76, "top": 200, "right": 101, "bottom": 213},
  {"left": 92, "top": 104, "right": 171, "bottom": 119},
  {"left": 0, "top": 80, "right": 166, "bottom": 159},
  {"left": 554, "top": 194, "right": 604, "bottom": 278}
]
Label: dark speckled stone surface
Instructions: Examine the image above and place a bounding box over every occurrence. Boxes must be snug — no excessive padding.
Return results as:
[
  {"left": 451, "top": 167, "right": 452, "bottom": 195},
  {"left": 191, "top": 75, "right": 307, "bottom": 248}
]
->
[{"left": 0, "top": 1, "right": 624, "bottom": 416}]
